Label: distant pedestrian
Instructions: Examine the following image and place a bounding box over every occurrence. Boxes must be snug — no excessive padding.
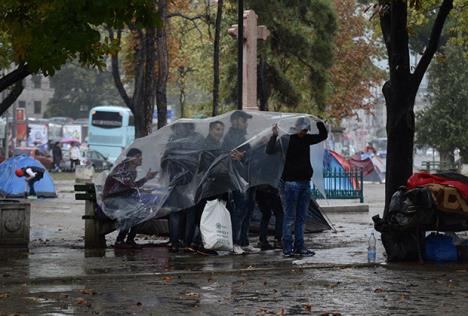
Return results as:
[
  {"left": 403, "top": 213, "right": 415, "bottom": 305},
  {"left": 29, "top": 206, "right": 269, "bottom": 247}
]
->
[
  {"left": 70, "top": 142, "right": 81, "bottom": 171},
  {"left": 52, "top": 142, "right": 63, "bottom": 172},
  {"left": 266, "top": 117, "right": 328, "bottom": 257},
  {"left": 15, "top": 166, "right": 45, "bottom": 197}
]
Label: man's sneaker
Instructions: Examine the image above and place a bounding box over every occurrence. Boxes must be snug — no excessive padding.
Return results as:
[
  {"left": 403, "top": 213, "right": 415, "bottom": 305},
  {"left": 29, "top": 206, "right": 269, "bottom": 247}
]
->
[
  {"left": 114, "top": 240, "right": 133, "bottom": 249},
  {"left": 126, "top": 240, "right": 143, "bottom": 249},
  {"left": 232, "top": 245, "right": 245, "bottom": 255},
  {"left": 242, "top": 245, "right": 261, "bottom": 253},
  {"left": 295, "top": 248, "right": 315, "bottom": 257},
  {"left": 258, "top": 242, "right": 275, "bottom": 251},
  {"left": 282, "top": 250, "right": 294, "bottom": 258}
]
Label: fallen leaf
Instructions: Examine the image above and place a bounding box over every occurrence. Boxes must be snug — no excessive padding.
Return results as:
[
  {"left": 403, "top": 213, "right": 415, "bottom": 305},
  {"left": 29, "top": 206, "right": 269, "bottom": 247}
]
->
[
  {"left": 76, "top": 298, "right": 88, "bottom": 305},
  {"left": 0, "top": 293, "right": 9, "bottom": 299},
  {"left": 400, "top": 294, "right": 408, "bottom": 300},
  {"left": 303, "top": 304, "right": 312, "bottom": 312},
  {"left": 185, "top": 292, "right": 200, "bottom": 297},
  {"left": 162, "top": 276, "right": 172, "bottom": 282},
  {"left": 80, "top": 288, "right": 96, "bottom": 295},
  {"left": 374, "top": 288, "right": 385, "bottom": 293}
]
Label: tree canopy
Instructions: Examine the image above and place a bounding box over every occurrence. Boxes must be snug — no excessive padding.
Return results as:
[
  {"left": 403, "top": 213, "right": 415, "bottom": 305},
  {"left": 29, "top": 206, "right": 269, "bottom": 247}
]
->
[
  {"left": 416, "top": 44, "right": 468, "bottom": 162},
  {"left": 0, "top": 0, "right": 158, "bottom": 115},
  {"left": 45, "top": 62, "right": 124, "bottom": 119}
]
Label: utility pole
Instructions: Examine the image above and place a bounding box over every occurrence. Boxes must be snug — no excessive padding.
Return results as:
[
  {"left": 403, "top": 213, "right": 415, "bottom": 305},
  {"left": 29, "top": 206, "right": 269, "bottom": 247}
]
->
[{"left": 237, "top": 0, "right": 243, "bottom": 110}]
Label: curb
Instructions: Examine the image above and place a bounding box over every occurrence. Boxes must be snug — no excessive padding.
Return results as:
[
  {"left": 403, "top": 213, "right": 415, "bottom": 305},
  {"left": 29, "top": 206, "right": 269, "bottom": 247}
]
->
[{"left": 321, "top": 204, "right": 369, "bottom": 213}]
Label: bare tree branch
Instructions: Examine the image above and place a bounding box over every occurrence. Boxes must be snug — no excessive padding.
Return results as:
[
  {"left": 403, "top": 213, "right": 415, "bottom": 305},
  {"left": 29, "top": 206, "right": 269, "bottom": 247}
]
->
[
  {"left": 0, "top": 63, "right": 30, "bottom": 93},
  {"left": 412, "top": 0, "right": 453, "bottom": 89},
  {"left": 0, "top": 80, "right": 24, "bottom": 116},
  {"left": 108, "top": 29, "right": 134, "bottom": 112}
]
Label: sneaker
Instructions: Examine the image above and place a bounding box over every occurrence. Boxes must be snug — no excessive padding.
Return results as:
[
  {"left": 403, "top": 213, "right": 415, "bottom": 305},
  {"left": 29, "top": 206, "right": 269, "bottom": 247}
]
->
[
  {"left": 114, "top": 240, "right": 133, "bottom": 249},
  {"left": 282, "top": 250, "right": 294, "bottom": 258},
  {"left": 232, "top": 245, "right": 245, "bottom": 255},
  {"left": 295, "top": 248, "right": 315, "bottom": 257},
  {"left": 258, "top": 242, "right": 275, "bottom": 251},
  {"left": 126, "top": 240, "right": 143, "bottom": 249},
  {"left": 242, "top": 245, "right": 261, "bottom": 253},
  {"left": 195, "top": 246, "right": 218, "bottom": 256}
]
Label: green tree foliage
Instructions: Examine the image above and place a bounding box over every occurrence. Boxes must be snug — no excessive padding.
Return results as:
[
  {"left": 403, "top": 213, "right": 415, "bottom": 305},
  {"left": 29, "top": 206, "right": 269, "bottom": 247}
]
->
[
  {"left": 44, "top": 62, "right": 124, "bottom": 119},
  {"left": 224, "top": 0, "right": 337, "bottom": 113},
  {"left": 0, "top": 0, "right": 157, "bottom": 115},
  {"left": 416, "top": 44, "right": 468, "bottom": 162}
]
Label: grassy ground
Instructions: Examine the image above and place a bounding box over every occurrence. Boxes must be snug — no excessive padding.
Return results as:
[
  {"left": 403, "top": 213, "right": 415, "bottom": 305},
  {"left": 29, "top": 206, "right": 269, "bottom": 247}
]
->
[{"left": 50, "top": 171, "right": 76, "bottom": 181}]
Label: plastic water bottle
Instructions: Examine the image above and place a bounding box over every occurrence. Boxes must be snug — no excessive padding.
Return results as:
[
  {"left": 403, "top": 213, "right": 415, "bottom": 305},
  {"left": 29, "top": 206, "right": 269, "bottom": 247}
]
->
[{"left": 368, "top": 232, "right": 376, "bottom": 263}]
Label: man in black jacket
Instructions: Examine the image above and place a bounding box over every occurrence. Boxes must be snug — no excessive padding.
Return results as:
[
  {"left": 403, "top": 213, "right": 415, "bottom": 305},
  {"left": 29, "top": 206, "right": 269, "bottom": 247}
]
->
[{"left": 266, "top": 117, "right": 327, "bottom": 257}]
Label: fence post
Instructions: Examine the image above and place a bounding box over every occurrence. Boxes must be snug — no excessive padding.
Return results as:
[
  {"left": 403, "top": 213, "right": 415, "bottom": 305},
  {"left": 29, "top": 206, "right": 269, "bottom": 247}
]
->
[{"left": 359, "top": 168, "right": 364, "bottom": 203}]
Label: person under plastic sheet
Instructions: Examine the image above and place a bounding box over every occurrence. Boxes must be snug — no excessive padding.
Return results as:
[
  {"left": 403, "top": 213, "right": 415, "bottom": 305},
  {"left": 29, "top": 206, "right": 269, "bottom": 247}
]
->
[
  {"left": 185, "top": 120, "right": 227, "bottom": 254},
  {"left": 221, "top": 110, "right": 260, "bottom": 255},
  {"left": 266, "top": 117, "right": 328, "bottom": 257},
  {"left": 160, "top": 122, "right": 205, "bottom": 252},
  {"left": 255, "top": 184, "right": 283, "bottom": 250},
  {"left": 102, "top": 148, "right": 157, "bottom": 249}
]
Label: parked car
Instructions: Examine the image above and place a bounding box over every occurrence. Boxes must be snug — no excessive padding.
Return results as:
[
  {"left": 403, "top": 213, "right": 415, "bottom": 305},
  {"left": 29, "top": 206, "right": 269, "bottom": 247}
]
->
[
  {"left": 61, "top": 148, "right": 112, "bottom": 172},
  {"left": 13, "top": 147, "right": 54, "bottom": 170},
  {"left": 81, "top": 149, "right": 113, "bottom": 171}
]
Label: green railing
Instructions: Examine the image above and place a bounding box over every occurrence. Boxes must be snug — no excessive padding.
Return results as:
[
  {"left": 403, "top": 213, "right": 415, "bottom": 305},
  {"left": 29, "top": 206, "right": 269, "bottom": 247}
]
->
[
  {"left": 311, "top": 168, "right": 364, "bottom": 203},
  {"left": 420, "top": 161, "right": 458, "bottom": 173}
]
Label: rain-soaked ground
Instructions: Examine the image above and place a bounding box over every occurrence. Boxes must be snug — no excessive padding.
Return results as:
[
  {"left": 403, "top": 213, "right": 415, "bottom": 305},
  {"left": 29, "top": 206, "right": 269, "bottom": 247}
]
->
[{"left": 1, "top": 180, "right": 468, "bottom": 315}]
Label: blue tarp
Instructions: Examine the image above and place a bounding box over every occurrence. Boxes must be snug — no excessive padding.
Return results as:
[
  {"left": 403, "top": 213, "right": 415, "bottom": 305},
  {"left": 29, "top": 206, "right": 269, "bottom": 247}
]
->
[{"left": 0, "top": 155, "right": 57, "bottom": 198}]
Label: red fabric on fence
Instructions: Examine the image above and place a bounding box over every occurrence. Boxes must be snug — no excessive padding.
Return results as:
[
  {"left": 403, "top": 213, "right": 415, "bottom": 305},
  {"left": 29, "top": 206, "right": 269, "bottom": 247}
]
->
[
  {"left": 407, "top": 173, "right": 468, "bottom": 199},
  {"left": 349, "top": 156, "right": 374, "bottom": 176}
]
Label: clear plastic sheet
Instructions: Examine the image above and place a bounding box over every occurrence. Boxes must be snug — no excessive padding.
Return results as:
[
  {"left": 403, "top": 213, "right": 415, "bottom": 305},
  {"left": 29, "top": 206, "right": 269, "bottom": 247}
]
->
[{"left": 97, "top": 111, "right": 326, "bottom": 229}]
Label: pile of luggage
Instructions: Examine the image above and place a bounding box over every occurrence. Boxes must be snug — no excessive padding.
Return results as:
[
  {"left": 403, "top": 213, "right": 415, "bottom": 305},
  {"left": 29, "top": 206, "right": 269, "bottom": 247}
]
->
[{"left": 373, "top": 172, "right": 468, "bottom": 262}]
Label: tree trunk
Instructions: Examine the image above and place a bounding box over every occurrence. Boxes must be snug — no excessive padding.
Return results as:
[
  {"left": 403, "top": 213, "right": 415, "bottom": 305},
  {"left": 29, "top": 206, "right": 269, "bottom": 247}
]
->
[
  {"left": 380, "top": 0, "right": 453, "bottom": 212},
  {"left": 258, "top": 53, "right": 268, "bottom": 111},
  {"left": 383, "top": 80, "right": 416, "bottom": 213},
  {"left": 141, "top": 27, "right": 156, "bottom": 137},
  {"left": 156, "top": 0, "right": 168, "bottom": 129},
  {"left": 212, "top": 0, "right": 223, "bottom": 116}
]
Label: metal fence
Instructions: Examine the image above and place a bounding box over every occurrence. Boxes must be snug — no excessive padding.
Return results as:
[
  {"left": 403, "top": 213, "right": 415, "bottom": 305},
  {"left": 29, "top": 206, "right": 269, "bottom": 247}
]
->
[{"left": 311, "top": 168, "right": 364, "bottom": 203}]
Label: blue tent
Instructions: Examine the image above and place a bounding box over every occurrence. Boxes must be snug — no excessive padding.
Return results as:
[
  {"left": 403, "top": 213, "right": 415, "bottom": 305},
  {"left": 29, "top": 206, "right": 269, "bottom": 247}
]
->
[{"left": 0, "top": 155, "right": 57, "bottom": 198}]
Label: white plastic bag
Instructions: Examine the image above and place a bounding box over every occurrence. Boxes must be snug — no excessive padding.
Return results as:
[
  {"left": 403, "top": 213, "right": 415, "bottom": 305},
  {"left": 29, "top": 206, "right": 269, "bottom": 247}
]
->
[{"left": 200, "top": 199, "right": 233, "bottom": 251}]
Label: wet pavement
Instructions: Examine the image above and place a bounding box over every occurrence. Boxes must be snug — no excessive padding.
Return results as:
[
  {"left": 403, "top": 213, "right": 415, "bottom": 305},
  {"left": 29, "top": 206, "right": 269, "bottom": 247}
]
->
[{"left": 1, "top": 181, "right": 468, "bottom": 315}]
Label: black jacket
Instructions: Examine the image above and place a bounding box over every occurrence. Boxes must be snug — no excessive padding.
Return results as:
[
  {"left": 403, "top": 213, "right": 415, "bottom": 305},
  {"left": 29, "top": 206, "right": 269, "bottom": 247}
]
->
[{"left": 266, "top": 121, "right": 327, "bottom": 181}]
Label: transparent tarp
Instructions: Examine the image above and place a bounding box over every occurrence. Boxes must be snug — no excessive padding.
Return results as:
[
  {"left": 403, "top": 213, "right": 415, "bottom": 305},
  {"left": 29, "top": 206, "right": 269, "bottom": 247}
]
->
[{"left": 97, "top": 111, "right": 326, "bottom": 229}]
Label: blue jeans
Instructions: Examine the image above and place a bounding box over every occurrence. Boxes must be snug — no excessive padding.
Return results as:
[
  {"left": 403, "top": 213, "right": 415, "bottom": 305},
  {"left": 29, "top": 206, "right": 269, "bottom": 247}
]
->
[
  {"left": 279, "top": 181, "right": 310, "bottom": 253},
  {"left": 229, "top": 191, "right": 248, "bottom": 246},
  {"left": 239, "top": 188, "right": 256, "bottom": 247}
]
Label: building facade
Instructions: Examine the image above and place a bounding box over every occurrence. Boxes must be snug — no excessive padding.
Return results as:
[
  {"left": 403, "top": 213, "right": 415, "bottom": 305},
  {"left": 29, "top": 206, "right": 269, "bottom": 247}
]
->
[{"left": 13, "top": 74, "right": 54, "bottom": 119}]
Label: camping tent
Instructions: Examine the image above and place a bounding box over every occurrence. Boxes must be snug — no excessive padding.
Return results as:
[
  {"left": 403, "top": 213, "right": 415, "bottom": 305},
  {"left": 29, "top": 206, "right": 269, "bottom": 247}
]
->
[
  {"left": 349, "top": 152, "right": 385, "bottom": 183},
  {"left": 0, "top": 155, "right": 57, "bottom": 198}
]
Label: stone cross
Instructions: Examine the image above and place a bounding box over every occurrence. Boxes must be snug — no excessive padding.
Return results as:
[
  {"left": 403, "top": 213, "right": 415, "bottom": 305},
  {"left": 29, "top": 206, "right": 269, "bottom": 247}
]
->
[{"left": 228, "top": 10, "right": 270, "bottom": 111}]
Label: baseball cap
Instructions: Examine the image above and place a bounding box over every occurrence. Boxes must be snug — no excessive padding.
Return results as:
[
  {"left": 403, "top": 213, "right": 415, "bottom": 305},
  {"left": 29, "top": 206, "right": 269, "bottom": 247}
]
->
[
  {"left": 230, "top": 110, "right": 253, "bottom": 121},
  {"left": 295, "top": 117, "right": 311, "bottom": 131},
  {"left": 126, "top": 148, "right": 142, "bottom": 158}
]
